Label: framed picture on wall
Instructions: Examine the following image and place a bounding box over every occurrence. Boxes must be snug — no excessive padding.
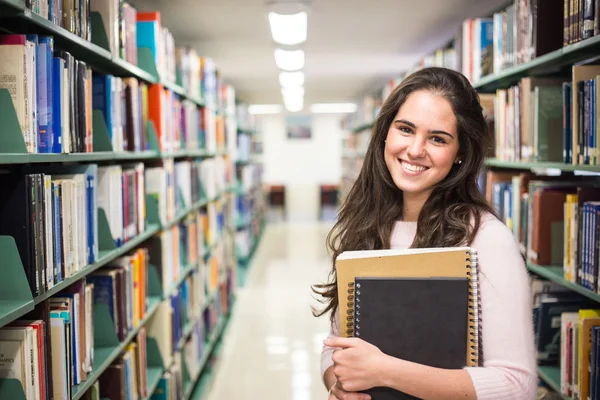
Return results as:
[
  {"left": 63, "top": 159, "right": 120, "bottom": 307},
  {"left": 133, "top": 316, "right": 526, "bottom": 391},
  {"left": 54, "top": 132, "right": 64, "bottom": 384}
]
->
[{"left": 286, "top": 115, "right": 312, "bottom": 139}]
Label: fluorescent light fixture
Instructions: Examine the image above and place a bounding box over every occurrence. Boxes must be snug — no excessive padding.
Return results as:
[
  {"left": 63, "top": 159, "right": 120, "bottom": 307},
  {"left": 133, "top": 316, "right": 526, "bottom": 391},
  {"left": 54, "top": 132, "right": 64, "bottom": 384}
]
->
[
  {"left": 279, "top": 71, "right": 304, "bottom": 88},
  {"left": 268, "top": 11, "right": 307, "bottom": 45},
  {"left": 274, "top": 48, "right": 304, "bottom": 71},
  {"left": 248, "top": 104, "right": 283, "bottom": 114},
  {"left": 310, "top": 103, "right": 358, "bottom": 113}
]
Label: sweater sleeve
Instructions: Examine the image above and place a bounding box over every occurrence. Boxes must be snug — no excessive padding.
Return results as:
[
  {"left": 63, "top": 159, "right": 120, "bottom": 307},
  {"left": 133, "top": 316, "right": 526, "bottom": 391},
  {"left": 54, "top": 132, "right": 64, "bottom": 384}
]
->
[
  {"left": 321, "top": 309, "right": 341, "bottom": 380},
  {"left": 464, "top": 216, "right": 538, "bottom": 400}
]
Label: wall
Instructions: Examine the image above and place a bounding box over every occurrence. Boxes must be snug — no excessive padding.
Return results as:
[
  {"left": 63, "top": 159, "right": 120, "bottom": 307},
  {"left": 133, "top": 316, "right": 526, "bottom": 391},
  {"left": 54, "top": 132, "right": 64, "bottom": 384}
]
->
[{"left": 256, "top": 113, "right": 344, "bottom": 221}]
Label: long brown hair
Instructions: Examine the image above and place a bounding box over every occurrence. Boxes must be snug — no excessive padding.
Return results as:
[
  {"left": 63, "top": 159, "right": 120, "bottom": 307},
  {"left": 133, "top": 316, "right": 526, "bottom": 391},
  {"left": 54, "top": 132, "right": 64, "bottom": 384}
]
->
[{"left": 312, "top": 67, "right": 497, "bottom": 322}]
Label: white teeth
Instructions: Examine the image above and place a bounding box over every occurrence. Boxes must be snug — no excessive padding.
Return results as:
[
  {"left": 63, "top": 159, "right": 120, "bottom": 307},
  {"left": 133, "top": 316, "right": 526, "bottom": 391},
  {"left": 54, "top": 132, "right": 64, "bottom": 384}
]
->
[{"left": 401, "top": 161, "right": 427, "bottom": 172}]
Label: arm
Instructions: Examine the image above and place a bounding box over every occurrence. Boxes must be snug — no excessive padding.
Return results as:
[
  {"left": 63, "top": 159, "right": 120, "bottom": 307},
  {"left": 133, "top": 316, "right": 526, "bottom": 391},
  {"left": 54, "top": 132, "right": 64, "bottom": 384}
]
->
[{"left": 379, "top": 357, "right": 476, "bottom": 399}]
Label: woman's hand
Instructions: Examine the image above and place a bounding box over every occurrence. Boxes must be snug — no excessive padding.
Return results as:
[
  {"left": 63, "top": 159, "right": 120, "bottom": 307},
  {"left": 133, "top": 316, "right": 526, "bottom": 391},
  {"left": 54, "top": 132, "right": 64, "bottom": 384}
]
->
[
  {"left": 324, "top": 336, "right": 387, "bottom": 393},
  {"left": 328, "top": 380, "right": 371, "bottom": 400}
]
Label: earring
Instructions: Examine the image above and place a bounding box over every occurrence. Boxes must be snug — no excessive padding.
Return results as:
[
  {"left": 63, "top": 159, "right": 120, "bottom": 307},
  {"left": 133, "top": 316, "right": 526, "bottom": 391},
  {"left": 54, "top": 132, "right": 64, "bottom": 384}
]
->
[{"left": 456, "top": 160, "right": 462, "bottom": 164}]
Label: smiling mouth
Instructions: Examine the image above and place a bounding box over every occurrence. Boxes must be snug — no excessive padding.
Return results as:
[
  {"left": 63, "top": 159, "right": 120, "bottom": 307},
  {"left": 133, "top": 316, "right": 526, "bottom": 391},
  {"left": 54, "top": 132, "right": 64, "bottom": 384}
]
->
[{"left": 399, "top": 159, "right": 429, "bottom": 173}]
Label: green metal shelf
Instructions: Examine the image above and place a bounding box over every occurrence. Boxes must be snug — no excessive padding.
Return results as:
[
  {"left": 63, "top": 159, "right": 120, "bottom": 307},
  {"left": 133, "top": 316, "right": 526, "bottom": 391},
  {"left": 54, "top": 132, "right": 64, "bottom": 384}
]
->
[
  {"left": 71, "top": 295, "right": 162, "bottom": 400},
  {"left": 0, "top": 299, "right": 34, "bottom": 329},
  {"left": 527, "top": 263, "right": 600, "bottom": 304},
  {"left": 537, "top": 366, "right": 571, "bottom": 400},
  {"left": 474, "top": 34, "right": 600, "bottom": 93},
  {"left": 485, "top": 158, "right": 600, "bottom": 173},
  {"left": 0, "top": 149, "right": 226, "bottom": 165}
]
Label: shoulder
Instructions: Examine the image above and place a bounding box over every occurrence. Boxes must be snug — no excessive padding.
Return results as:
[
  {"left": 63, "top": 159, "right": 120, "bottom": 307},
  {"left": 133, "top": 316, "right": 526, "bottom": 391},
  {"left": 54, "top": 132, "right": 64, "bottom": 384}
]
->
[
  {"left": 471, "top": 211, "right": 525, "bottom": 267},
  {"left": 472, "top": 211, "right": 518, "bottom": 249}
]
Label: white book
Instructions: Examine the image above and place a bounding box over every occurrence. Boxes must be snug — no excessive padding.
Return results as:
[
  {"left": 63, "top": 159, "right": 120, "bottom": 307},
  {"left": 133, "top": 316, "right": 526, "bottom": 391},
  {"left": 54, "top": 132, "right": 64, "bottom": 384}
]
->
[
  {"left": 62, "top": 64, "right": 70, "bottom": 153},
  {"left": 0, "top": 339, "right": 25, "bottom": 393},
  {"left": 84, "top": 284, "right": 94, "bottom": 373},
  {"left": 26, "top": 40, "right": 37, "bottom": 153},
  {"left": 0, "top": 328, "right": 35, "bottom": 399},
  {"left": 44, "top": 175, "right": 55, "bottom": 289},
  {"left": 49, "top": 315, "right": 68, "bottom": 400},
  {"left": 0, "top": 44, "right": 30, "bottom": 151}
]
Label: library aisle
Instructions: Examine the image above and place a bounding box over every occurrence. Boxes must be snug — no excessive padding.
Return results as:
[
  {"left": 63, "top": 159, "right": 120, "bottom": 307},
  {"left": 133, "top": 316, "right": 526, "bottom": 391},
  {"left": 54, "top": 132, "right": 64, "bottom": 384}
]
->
[{"left": 201, "top": 222, "right": 332, "bottom": 400}]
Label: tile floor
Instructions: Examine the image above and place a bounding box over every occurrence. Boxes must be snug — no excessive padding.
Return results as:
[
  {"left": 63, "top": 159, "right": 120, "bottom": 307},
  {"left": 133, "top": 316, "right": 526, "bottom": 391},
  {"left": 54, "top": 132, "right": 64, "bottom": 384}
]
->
[{"left": 202, "top": 221, "right": 334, "bottom": 399}]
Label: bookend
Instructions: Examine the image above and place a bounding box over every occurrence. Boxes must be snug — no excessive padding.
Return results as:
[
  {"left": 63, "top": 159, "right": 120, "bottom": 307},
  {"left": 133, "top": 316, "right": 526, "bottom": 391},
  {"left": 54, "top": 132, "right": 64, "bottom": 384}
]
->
[
  {"left": 147, "top": 264, "right": 163, "bottom": 299},
  {"left": 92, "top": 109, "right": 114, "bottom": 152},
  {"left": 90, "top": 12, "right": 111, "bottom": 52},
  {"left": 176, "top": 69, "right": 183, "bottom": 88},
  {"left": 0, "top": 236, "right": 35, "bottom": 328},
  {"left": 0, "top": 88, "right": 28, "bottom": 154},
  {"left": 97, "top": 208, "right": 118, "bottom": 253},
  {"left": 177, "top": 187, "right": 187, "bottom": 214},
  {"left": 145, "top": 194, "right": 162, "bottom": 227},
  {"left": 145, "top": 335, "right": 164, "bottom": 397},
  {"left": 93, "top": 303, "right": 120, "bottom": 349},
  {"left": 146, "top": 336, "right": 165, "bottom": 373},
  {"left": 181, "top": 355, "right": 192, "bottom": 391},
  {"left": 137, "top": 47, "right": 160, "bottom": 82},
  {"left": 0, "top": 378, "right": 27, "bottom": 400},
  {"left": 147, "top": 120, "right": 160, "bottom": 153}
]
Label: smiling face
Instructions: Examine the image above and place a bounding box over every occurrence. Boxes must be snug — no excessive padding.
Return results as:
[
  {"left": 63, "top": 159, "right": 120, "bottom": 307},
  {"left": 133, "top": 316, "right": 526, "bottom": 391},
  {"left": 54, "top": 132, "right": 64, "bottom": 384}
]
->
[{"left": 384, "top": 89, "right": 460, "bottom": 203}]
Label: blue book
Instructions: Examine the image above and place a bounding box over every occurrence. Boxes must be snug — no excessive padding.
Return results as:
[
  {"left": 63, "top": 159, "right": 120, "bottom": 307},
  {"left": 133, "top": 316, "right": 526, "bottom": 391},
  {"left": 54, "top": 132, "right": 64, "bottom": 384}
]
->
[
  {"left": 92, "top": 74, "right": 113, "bottom": 142},
  {"left": 87, "top": 272, "right": 118, "bottom": 336},
  {"left": 151, "top": 376, "right": 169, "bottom": 400},
  {"left": 39, "top": 36, "right": 54, "bottom": 153},
  {"left": 52, "top": 56, "right": 63, "bottom": 153},
  {"left": 136, "top": 21, "right": 159, "bottom": 66}
]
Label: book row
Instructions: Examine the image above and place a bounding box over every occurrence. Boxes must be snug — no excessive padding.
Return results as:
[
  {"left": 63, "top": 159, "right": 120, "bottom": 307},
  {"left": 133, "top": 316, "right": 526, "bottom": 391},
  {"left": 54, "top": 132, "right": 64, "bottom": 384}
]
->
[
  {"left": 484, "top": 170, "right": 600, "bottom": 291},
  {"left": 532, "top": 277, "right": 600, "bottom": 400},
  {"left": 0, "top": 246, "right": 233, "bottom": 400},
  {"left": 22, "top": 0, "right": 233, "bottom": 112},
  {"left": 0, "top": 157, "right": 231, "bottom": 297},
  {"left": 0, "top": 31, "right": 232, "bottom": 155}
]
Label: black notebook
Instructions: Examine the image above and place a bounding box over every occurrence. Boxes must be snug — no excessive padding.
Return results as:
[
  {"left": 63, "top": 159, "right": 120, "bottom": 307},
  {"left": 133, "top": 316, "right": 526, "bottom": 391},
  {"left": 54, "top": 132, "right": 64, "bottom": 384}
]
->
[{"left": 353, "top": 276, "right": 470, "bottom": 400}]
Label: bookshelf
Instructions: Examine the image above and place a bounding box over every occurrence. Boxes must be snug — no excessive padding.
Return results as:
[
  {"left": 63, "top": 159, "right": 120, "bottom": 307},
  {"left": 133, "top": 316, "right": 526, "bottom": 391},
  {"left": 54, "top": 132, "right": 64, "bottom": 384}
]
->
[
  {"left": 0, "top": 0, "right": 255, "bottom": 399},
  {"left": 338, "top": 2, "right": 600, "bottom": 399}
]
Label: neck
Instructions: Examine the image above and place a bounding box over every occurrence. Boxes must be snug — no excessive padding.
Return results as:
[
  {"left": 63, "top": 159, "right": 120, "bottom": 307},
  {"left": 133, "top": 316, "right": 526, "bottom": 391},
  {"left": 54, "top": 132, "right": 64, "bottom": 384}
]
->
[{"left": 402, "top": 190, "right": 431, "bottom": 222}]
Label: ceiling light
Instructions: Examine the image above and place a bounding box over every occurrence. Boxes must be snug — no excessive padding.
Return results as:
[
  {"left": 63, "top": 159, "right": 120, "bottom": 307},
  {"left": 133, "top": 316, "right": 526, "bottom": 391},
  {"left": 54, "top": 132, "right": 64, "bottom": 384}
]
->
[
  {"left": 284, "top": 96, "right": 304, "bottom": 112},
  {"left": 274, "top": 48, "right": 304, "bottom": 71},
  {"left": 281, "top": 86, "right": 304, "bottom": 99},
  {"left": 248, "top": 104, "right": 283, "bottom": 114},
  {"left": 268, "top": 11, "right": 307, "bottom": 45},
  {"left": 279, "top": 71, "right": 304, "bottom": 88},
  {"left": 310, "top": 103, "right": 357, "bottom": 113}
]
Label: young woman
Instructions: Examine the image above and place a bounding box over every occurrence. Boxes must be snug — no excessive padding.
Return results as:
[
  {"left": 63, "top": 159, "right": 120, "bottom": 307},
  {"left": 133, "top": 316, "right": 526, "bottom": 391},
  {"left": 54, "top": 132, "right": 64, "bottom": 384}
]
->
[{"left": 312, "top": 67, "right": 537, "bottom": 400}]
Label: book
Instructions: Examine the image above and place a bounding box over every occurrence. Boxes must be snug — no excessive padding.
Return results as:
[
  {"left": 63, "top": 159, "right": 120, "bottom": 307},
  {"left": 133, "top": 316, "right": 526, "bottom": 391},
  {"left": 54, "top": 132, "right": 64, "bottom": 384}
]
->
[{"left": 336, "top": 247, "right": 481, "bottom": 398}]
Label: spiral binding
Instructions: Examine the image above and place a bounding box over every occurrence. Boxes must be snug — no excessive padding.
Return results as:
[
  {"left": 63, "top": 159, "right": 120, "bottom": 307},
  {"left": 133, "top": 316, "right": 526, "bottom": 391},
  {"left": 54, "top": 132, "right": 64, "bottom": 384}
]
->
[
  {"left": 467, "top": 249, "right": 483, "bottom": 367},
  {"left": 346, "top": 282, "right": 355, "bottom": 336}
]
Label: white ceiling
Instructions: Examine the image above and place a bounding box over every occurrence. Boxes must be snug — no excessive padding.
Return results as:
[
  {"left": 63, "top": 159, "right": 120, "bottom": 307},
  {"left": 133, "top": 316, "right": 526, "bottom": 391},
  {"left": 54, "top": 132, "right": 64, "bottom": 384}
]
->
[{"left": 129, "top": 0, "right": 508, "bottom": 105}]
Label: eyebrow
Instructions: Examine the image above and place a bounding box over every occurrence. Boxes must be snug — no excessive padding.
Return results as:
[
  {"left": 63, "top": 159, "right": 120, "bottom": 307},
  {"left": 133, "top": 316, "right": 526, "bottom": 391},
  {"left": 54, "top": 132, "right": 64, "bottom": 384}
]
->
[{"left": 395, "top": 119, "right": 454, "bottom": 139}]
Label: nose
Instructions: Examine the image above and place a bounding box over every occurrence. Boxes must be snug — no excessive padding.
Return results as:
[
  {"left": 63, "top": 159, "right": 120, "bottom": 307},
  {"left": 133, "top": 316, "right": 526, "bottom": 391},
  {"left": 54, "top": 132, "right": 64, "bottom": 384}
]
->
[{"left": 407, "top": 135, "right": 426, "bottom": 159}]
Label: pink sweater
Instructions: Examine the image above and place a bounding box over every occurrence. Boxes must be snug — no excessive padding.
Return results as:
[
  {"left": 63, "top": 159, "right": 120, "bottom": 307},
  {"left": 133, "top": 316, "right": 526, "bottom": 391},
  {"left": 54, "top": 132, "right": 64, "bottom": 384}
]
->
[{"left": 321, "top": 213, "right": 538, "bottom": 399}]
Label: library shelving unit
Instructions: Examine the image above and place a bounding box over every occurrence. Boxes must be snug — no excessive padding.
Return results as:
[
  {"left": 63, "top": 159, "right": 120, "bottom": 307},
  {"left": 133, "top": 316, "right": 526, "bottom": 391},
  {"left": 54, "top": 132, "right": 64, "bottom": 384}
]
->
[
  {"left": 341, "top": 2, "right": 600, "bottom": 399},
  {"left": 0, "top": 0, "right": 248, "bottom": 399},
  {"left": 233, "top": 111, "right": 266, "bottom": 286}
]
